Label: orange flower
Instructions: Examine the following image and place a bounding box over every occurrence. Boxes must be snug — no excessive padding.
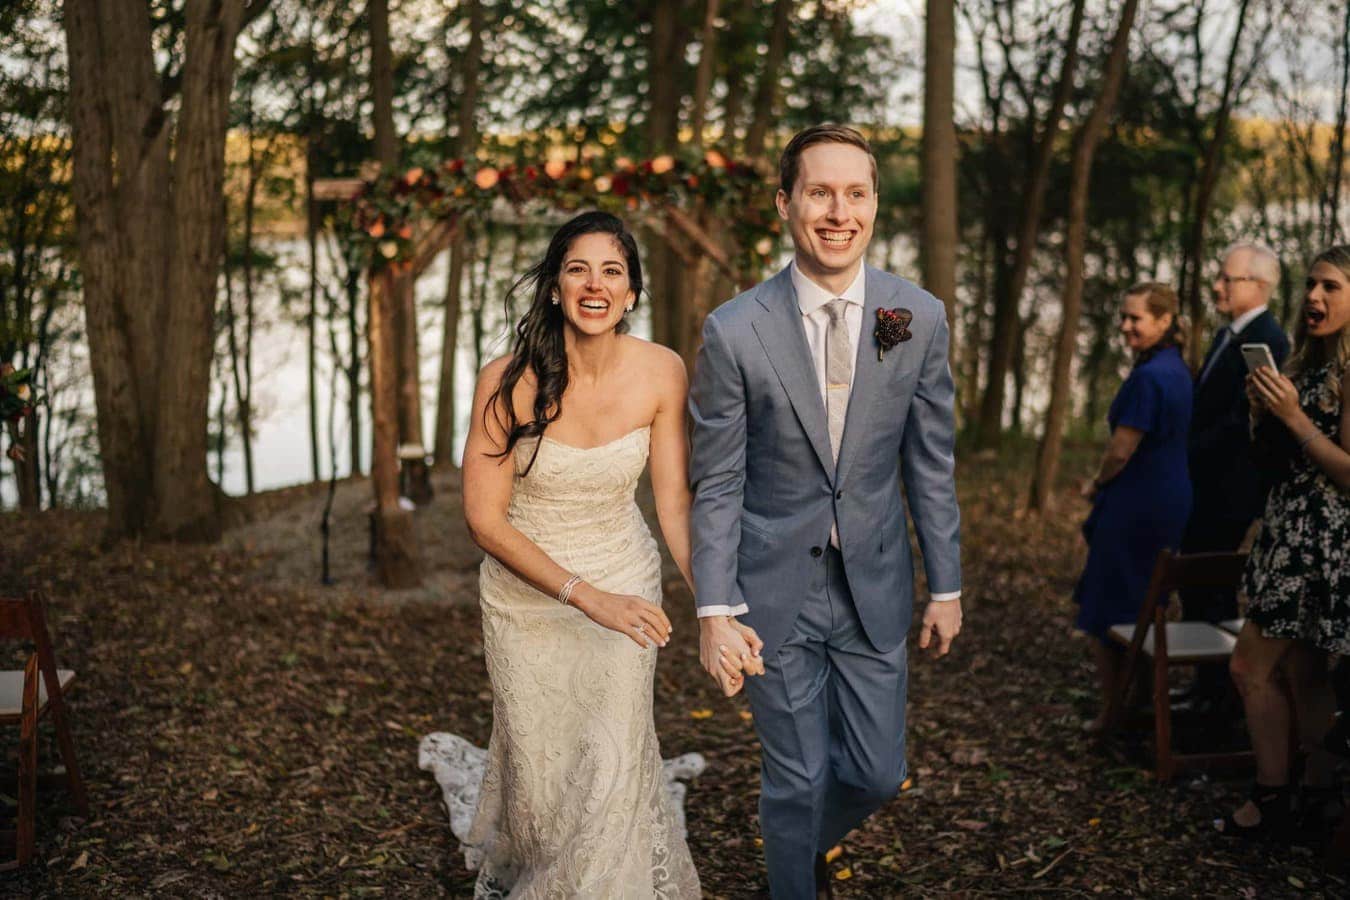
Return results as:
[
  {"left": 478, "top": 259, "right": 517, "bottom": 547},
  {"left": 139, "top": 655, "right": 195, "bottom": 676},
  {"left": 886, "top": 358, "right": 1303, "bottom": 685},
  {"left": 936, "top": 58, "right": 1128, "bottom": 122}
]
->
[
  {"left": 544, "top": 159, "right": 568, "bottom": 179},
  {"left": 615, "top": 156, "right": 636, "bottom": 172},
  {"left": 403, "top": 166, "right": 424, "bottom": 185},
  {"left": 474, "top": 167, "right": 500, "bottom": 190},
  {"left": 650, "top": 154, "right": 675, "bottom": 175},
  {"left": 704, "top": 149, "right": 729, "bottom": 169},
  {"left": 397, "top": 224, "right": 413, "bottom": 239},
  {"left": 367, "top": 219, "right": 386, "bottom": 238},
  {"left": 577, "top": 166, "right": 593, "bottom": 181}
]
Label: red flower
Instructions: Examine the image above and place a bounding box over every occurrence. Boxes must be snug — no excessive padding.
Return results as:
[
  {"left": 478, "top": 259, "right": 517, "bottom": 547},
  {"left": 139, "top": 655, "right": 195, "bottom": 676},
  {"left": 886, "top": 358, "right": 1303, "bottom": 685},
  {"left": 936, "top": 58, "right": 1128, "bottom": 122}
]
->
[{"left": 874, "top": 308, "right": 913, "bottom": 361}]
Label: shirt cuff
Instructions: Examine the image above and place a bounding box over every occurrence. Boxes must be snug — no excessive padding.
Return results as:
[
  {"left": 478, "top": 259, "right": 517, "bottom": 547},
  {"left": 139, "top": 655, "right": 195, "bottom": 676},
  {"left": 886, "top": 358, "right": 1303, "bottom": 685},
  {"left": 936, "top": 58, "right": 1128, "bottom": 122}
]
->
[
  {"left": 697, "top": 604, "right": 750, "bottom": 618},
  {"left": 929, "top": 591, "right": 961, "bottom": 602}
]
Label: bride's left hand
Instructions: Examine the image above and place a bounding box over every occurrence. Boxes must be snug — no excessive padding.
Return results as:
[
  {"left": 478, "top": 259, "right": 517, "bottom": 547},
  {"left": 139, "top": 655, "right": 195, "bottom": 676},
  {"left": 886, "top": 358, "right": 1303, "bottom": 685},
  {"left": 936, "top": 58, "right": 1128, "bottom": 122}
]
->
[{"left": 729, "top": 620, "right": 765, "bottom": 676}]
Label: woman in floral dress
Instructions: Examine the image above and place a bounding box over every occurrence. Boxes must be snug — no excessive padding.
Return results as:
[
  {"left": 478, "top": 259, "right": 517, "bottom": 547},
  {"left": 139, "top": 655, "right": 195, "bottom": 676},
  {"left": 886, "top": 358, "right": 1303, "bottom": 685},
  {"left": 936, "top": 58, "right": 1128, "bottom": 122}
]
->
[{"left": 1218, "top": 245, "right": 1350, "bottom": 839}]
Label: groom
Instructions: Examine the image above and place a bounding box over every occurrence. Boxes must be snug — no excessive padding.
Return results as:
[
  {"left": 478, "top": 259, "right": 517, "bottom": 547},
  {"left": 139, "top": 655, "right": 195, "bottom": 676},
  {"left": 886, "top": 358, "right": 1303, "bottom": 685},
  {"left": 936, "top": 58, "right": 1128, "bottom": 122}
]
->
[{"left": 690, "top": 124, "right": 963, "bottom": 899}]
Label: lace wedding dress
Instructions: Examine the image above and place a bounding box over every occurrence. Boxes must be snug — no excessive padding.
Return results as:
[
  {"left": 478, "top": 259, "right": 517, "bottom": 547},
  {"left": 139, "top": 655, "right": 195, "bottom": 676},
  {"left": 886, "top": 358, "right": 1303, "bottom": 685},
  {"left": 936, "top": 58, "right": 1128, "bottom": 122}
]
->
[{"left": 420, "top": 426, "right": 702, "bottom": 898}]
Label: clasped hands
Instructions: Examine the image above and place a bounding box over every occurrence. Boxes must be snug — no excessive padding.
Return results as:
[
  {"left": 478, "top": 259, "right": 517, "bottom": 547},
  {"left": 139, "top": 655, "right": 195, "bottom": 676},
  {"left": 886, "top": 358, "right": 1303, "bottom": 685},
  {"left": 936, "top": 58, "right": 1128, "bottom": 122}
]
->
[{"left": 698, "top": 615, "right": 765, "bottom": 697}]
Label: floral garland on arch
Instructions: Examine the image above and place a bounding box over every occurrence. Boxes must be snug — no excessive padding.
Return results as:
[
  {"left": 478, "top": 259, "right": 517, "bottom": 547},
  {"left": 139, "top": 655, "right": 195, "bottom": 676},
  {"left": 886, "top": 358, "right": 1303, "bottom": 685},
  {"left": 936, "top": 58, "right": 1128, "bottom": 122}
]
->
[
  {"left": 348, "top": 149, "right": 783, "bottom": 281},
  {"left": 0, "top": 363, "right": 39, "bottom": 462}
]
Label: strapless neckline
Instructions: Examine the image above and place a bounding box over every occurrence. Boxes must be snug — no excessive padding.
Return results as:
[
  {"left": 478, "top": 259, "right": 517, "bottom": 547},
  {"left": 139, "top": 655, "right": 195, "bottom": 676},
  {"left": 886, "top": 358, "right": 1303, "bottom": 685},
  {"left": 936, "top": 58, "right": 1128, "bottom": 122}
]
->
[{"left": 537, "top": 425, "right": 650, "bottom": 453}]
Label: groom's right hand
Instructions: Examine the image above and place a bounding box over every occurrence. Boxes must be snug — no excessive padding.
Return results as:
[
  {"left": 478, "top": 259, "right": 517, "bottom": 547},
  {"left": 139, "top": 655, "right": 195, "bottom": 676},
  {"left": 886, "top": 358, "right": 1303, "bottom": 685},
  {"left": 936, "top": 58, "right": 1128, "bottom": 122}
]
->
[{"left": 699, "top": 616, "right": 765, "bottom": 689}]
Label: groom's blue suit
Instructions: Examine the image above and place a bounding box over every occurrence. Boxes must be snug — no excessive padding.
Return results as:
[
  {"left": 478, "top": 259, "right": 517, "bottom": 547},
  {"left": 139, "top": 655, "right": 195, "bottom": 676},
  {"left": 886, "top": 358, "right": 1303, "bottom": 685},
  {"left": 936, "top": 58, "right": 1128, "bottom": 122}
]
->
[{"left": 690, "top": 263, "right": 961, "bottom": 898}]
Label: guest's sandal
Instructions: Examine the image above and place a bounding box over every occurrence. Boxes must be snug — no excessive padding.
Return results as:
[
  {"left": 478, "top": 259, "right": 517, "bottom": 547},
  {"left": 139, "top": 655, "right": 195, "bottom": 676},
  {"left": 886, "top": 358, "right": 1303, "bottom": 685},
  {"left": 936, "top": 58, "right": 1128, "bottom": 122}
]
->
[{"left": 1214, "top": 783, "right": 1293, "bottom": 840}]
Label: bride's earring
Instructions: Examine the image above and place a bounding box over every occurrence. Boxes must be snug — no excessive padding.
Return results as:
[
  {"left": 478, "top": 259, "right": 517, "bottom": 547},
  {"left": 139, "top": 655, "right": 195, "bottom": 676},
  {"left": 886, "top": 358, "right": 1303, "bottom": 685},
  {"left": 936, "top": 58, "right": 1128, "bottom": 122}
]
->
[
  {"left": 551, "top": 292, "right": 560, "bottom": 306},
  {"left": 625, "top": 303, "right": 634, "bottom": 313}
]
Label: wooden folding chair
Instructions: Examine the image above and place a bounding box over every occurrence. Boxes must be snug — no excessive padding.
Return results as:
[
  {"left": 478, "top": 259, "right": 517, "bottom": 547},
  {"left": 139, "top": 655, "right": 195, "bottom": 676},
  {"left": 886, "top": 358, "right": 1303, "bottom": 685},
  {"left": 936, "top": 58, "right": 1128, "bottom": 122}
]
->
[
  {"left": 0, "top": 590, "right": 88, "bottom": 869},
  {"left": 1104, "top": 550, "right": 1253, "bottom": 781}
]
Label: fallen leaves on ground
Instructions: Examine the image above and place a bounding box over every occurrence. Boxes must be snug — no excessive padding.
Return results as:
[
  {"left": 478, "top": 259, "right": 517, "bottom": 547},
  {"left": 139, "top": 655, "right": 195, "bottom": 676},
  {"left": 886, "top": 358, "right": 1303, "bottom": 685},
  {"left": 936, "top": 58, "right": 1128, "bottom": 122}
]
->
[{"left": 0, "top": 442, "right": 1344, "bottom": 897}]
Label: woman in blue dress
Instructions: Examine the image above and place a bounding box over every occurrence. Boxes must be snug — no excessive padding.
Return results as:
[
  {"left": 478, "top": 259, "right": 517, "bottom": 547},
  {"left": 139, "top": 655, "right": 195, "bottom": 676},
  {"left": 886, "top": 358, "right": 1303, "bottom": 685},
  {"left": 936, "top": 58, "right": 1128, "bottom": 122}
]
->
[{"left": 1074, "top": 283, "right": 1193, "bottom": 732}]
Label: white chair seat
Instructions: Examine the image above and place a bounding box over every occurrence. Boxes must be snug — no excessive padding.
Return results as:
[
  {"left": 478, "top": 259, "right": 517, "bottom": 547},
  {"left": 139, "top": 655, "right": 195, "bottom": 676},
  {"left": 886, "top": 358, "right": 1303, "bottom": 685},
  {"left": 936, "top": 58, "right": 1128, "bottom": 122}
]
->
[
  {"left": 1108, "top": 623, "right": 1236, "bottom": 662},
  {"left": 1218, "top": 618, "right": 1246, "bottom": 635},
  {"left": 0, "top": 669, "right": 75, "bottom": 718}
]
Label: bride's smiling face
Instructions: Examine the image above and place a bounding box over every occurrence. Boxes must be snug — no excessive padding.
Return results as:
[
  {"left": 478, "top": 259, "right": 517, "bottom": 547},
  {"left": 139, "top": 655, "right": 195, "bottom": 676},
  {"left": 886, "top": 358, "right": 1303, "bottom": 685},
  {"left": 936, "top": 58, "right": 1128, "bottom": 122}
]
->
[{"left": 556, "top": 233, "right": 636, "bottom": 337}]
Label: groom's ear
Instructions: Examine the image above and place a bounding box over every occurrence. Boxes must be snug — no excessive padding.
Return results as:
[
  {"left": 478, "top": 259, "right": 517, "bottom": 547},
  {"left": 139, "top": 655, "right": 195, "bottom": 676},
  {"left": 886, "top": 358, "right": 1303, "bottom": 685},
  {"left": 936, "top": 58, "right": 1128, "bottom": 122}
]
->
[{"left": 775, "top": 189, "right": 790, "bottom": 221}]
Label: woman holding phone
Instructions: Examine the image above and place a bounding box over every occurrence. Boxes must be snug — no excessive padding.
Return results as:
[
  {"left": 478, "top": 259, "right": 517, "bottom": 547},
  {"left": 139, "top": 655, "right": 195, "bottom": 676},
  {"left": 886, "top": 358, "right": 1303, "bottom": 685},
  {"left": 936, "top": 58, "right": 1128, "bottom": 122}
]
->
[{"left": 1218, "top": 245, "right": 1350, "bottom": 840}]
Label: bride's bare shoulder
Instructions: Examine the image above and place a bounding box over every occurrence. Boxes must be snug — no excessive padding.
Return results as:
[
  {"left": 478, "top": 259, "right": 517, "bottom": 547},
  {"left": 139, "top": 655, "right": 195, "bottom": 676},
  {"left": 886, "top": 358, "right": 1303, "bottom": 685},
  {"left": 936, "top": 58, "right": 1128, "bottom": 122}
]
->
[{"left": 621, "top": 336, "right": 686, "bottom": 382}]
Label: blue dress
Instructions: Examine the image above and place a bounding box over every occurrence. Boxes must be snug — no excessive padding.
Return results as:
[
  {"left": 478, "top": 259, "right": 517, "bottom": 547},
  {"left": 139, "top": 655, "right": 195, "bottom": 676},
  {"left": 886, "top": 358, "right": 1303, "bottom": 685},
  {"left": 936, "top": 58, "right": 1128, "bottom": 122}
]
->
[{"left": 1074, "top": 345, "right": 1194, "bottom": 638}]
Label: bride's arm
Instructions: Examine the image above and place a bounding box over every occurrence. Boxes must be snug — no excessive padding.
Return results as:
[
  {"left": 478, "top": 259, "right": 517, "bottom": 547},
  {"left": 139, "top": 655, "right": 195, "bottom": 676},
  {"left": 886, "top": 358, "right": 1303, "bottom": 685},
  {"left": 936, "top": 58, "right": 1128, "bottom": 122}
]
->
[
  {"left": 648, "top": 347, "right": 695, "bottom": 591},
  {"left": 648, "top": 347, "right": 764, "bottom": 682},
  {"left": 463, "top": 358, "right": 671, "bottom": 648}
]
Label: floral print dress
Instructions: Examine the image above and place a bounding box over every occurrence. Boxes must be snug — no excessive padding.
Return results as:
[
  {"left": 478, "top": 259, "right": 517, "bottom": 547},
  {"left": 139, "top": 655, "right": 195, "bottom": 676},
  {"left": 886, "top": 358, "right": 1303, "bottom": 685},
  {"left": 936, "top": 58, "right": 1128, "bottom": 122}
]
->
[{"left": 1244, "top": 360, "right": 1350, "bottom": 654}]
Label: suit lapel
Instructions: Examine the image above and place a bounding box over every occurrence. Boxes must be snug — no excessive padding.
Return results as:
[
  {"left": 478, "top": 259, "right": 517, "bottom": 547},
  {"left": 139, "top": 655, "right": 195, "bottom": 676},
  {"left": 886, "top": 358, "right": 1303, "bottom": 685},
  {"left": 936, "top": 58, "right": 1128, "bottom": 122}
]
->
[
  {"left": 751, "top": 267, "right": 835, "bottom": 478},
  {"left": 836, "top": 266, "right": 901, "bottom": 485}
]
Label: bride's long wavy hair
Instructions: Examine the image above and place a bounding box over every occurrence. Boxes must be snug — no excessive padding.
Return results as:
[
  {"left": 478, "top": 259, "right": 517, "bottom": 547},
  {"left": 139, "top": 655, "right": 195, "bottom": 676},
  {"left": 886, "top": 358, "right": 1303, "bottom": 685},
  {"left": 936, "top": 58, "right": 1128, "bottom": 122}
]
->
[{"left": 484, "top": 211, "right": 644, "bottom": 472}]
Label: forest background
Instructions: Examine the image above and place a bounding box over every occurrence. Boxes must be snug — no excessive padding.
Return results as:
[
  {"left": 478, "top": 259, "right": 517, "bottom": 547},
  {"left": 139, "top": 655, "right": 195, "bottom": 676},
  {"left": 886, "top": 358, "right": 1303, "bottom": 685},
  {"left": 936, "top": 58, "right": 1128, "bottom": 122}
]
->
[{"left": 3, "top": 0, "right": 1346, "bottom": 537}]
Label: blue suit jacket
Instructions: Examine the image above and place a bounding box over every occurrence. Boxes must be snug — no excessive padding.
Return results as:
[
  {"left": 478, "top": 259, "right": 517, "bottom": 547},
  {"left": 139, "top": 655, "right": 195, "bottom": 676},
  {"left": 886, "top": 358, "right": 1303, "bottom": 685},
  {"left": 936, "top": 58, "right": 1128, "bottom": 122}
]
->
[
  {"left": 688, "top": 264, "right": 962, "bottom": 656},
  {"left": 1189, "top": 310, "right": 1290, "bottom": 527}
]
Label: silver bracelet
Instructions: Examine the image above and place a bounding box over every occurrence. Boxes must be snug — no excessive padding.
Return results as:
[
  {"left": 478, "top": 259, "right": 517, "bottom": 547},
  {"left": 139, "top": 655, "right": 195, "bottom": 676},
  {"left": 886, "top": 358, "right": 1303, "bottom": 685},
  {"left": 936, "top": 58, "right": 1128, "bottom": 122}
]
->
[
  {"left": 1298, "top": 431, "right": 1321, "bottom": 453},
  {"left": 557, "top": 574, "right": 583, "bottom": 606}
]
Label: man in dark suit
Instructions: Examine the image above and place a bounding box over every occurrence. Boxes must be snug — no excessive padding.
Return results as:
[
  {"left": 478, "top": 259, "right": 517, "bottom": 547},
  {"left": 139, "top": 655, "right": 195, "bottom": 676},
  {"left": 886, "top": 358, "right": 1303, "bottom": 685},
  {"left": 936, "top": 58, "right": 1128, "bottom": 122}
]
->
[{"left": 1182, "top": 242, "right": 1289, "bottom": 701}]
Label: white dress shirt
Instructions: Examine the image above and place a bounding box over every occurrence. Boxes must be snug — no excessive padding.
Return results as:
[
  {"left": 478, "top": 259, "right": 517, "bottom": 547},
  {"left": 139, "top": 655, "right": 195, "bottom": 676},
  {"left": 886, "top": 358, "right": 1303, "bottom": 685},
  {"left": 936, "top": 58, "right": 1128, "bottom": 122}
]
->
[{"left": 698, "top": 262, "right": 958, "bottom": 618}]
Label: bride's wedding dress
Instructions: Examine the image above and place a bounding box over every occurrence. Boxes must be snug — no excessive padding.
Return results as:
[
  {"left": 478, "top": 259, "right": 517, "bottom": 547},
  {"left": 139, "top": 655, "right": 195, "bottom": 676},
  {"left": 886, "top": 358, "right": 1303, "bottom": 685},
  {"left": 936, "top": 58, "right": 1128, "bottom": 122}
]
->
[{"left": 420, "top": 426, "right": 702, "bottom": 898}]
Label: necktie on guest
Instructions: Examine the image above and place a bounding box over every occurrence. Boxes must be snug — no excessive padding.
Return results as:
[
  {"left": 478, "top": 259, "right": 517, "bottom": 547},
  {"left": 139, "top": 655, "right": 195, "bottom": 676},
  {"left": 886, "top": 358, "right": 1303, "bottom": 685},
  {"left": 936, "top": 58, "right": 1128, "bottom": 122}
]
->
[
  {"left": 824, "top": 298, "right": 852, "bottom": 550},
  {"left": 1197, "top": 325, "right": 1232, "bottom": 385}
]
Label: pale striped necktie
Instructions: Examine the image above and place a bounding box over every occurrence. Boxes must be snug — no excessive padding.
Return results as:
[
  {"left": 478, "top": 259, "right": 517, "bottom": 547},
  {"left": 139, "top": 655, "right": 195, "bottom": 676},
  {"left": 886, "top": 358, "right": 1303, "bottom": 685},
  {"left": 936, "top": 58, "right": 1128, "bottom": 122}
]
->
[
  {"left": 824, "top": 299, "right": 852, "bottom": 549},
  {"left": 824, "top": 298, "right": 853, "bottom": 464}
]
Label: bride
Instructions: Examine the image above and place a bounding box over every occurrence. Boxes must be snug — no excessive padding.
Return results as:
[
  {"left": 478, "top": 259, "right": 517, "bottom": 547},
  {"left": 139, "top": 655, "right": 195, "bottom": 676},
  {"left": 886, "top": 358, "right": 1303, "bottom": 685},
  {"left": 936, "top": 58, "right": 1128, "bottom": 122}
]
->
[{"left": 459, "top": 211, "right": 762, "bottom": 897}]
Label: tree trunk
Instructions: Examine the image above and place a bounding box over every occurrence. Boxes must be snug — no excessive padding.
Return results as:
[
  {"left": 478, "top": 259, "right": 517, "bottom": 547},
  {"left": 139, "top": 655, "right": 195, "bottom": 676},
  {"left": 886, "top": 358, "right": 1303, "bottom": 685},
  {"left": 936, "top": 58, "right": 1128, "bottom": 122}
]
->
[
  {"left": 433, "top": 0, "right": 483, "bottom": 467},
  {"left": 1028, "top": 0, "right": 1140, "bottom": 513},
  {"left": 369, "top": 0, "right": 397, "bottom": 172},
  {"left": 976, "top": 0, "right": 1086, "bottom": 447},
  {"left": 1180, "top": 0, "right": 1254, "bottom": 367},
  {"left": 1328, "top": 1, "right": 1350, "bottom": 246},
  {"left": 64, "top": 0, "right": 251, "bottom": 541},
  {"left": 369, "top": 268, "right": 420, "bottom": 588},
  {"left": 745, "top": 0, "right": 792, "bottom": 159},
  {"left": 345, "top": 259, "right": 363, "bottom": 476},
  {"left": 920, "top": 0, "right": 959, "bottom": 361},
  {"left": 690, "top": 0, "right": 721, "bottom": 151}
]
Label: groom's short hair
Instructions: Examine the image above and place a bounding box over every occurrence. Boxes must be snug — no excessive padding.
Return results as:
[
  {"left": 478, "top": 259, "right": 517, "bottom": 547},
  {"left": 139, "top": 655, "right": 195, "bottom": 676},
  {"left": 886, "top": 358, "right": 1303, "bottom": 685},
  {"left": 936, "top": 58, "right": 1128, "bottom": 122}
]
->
[{"left": 779, "top": 124, "right": 878, "bottom": 196}]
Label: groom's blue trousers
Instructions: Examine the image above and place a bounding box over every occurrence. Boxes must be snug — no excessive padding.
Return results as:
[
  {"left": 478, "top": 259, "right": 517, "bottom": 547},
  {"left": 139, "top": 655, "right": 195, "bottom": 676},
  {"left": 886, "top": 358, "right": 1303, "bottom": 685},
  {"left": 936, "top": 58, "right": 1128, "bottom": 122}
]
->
[{"left": 743, "top": 547, "right": 910, "bottom": 899}]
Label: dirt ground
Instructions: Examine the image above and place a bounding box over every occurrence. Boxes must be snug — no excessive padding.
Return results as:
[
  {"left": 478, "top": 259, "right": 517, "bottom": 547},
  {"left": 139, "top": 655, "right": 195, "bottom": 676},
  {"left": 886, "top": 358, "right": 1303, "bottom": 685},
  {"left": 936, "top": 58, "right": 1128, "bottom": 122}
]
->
[{"left": 0, "top": 446, "right": 1345, "bottom": 898}]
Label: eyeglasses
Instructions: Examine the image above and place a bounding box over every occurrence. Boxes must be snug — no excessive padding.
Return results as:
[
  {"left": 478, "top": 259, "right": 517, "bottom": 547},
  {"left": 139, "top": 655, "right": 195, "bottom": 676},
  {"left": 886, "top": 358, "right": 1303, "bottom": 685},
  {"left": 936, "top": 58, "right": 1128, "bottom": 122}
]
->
[{"left": 1217, "top": 273, "right": 1264, "bottom": 285}]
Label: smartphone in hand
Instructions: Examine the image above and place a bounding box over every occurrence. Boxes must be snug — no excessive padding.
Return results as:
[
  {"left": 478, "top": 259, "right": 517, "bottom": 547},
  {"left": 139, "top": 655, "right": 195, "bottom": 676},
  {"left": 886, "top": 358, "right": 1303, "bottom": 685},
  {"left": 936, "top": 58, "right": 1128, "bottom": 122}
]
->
[{"left": 1241, "top": 343, "right": 1277, "bottom": 374}]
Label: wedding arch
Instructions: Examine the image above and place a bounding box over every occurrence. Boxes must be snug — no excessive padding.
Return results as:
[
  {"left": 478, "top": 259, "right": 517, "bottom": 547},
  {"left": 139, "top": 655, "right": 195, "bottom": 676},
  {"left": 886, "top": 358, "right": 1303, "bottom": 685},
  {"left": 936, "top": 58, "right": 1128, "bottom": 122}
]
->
[{"left": 317, "top": 150, "right": 781, "bottom": 587}]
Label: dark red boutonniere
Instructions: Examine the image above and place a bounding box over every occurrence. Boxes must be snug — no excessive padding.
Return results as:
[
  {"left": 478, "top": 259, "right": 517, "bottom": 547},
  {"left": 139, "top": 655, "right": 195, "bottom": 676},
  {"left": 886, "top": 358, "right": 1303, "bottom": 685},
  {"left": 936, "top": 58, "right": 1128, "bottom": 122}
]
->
[{"left": 874, "top": 308, "right": 913, "bottom": 361}]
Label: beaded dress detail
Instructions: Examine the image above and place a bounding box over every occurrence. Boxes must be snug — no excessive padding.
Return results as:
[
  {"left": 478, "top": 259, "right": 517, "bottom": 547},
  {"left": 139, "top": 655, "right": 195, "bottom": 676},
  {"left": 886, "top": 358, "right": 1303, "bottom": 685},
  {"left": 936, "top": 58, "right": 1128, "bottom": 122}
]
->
[{"left": 419, "top": 426, "right": 702, "bottom": 898}]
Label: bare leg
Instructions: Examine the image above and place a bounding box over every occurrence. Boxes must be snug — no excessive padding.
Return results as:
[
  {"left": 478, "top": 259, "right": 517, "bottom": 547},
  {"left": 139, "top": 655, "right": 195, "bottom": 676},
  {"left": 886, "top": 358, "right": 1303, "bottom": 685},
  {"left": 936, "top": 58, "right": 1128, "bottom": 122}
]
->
[
  {"left": 1283, "top": 644, "right": 1338, "bottom": 789},
  {"left": 1228, "top": 622, "right": 1295, "bottom": 827}
]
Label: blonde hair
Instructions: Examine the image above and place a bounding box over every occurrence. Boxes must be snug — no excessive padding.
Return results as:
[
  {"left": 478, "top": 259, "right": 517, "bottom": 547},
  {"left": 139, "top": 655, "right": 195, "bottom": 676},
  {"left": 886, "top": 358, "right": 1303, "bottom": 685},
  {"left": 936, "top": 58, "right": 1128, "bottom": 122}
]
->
[
  {"left": 1287, "top": 245, "right": 1350, "bottom": 403},
  {"left": 1126, "top": 281, "right": 1187, "bottom": 356}
]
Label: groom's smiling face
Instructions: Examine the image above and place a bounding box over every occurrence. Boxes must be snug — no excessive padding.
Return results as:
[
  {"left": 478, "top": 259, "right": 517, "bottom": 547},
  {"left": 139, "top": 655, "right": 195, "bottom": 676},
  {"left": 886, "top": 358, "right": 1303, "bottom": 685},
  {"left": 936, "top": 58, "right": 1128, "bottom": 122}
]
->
[{"left": 776, "top": 142, "right": 877, "bottom": 290}]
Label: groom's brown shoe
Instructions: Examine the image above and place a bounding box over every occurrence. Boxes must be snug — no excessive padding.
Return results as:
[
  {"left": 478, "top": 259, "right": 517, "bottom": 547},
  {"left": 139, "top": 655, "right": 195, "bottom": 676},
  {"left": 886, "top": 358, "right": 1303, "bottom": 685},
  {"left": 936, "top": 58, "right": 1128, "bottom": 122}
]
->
[{"left": 814, "top": 853, "right": 834, "bottom": 899}]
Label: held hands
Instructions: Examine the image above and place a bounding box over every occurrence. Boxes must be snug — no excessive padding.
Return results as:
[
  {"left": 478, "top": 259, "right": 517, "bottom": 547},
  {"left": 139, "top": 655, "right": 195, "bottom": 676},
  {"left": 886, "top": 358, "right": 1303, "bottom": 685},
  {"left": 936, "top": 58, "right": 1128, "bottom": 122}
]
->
[
  {"left": 699, "top": 615, "right": 765, "bottom": 697},
  {"left": 918, "top": 598, "right": 962, "bottom": 658},
  {"left": 1247, "top": 367, "right": 1301, "bottom": 423},
  {"left": 570, "top": 585, "right": 672, "bottom": 649}
]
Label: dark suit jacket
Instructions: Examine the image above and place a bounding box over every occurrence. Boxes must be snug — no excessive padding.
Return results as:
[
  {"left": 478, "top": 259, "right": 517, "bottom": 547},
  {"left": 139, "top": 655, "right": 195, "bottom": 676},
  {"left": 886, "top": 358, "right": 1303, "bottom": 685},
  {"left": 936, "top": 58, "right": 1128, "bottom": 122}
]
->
[{"left": 1188, "top": 308, "right": 1290, "bottom": 528}]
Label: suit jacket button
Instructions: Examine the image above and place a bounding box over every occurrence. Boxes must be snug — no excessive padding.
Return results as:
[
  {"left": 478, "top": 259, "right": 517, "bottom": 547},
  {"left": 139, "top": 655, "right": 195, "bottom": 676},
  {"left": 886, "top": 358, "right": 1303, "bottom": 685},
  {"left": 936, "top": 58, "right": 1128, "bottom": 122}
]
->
[
  {"left": 810, "top": 546, "right": 823, "bottom": 558},
  {"left": 835, "top": 490, "right": 843, "bottom": 499}
]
